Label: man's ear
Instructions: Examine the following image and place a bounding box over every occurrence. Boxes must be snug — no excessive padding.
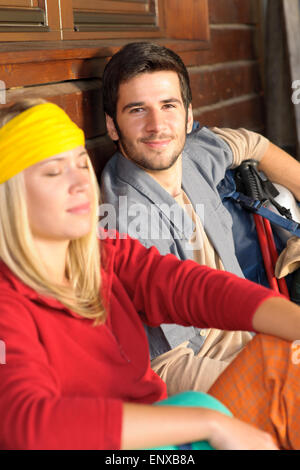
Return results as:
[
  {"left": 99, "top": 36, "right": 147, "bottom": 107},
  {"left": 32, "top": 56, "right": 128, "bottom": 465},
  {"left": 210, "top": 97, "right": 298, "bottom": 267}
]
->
[
  {"left": 106, "top": 114, "right": 119, "bottom": 141},
  {"left": 186, "top": 104, "right": 194, "bottom": 134}
]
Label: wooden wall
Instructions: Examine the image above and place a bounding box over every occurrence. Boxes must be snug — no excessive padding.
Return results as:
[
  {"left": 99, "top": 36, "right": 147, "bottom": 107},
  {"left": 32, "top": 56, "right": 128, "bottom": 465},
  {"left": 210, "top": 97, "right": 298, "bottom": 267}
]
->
[
  {"left": 0, "top": 0, "right": 263, "bottom": 177},
  {"left": 191, "top": 0, "right": 263, "bottom": 130}
]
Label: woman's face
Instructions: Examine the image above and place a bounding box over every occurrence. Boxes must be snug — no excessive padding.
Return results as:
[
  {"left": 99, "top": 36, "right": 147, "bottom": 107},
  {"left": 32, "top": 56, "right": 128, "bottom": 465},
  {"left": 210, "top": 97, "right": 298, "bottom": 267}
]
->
[{"left": 24, "top": 145, "right": 94, "bottom": 243}]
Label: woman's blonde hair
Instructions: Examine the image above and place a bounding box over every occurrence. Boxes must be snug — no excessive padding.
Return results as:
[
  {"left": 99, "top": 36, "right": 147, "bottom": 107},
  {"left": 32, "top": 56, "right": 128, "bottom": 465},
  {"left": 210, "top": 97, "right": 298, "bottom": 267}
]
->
[{"left": 0, "top": 99, "right": 106, "bottom": 324}]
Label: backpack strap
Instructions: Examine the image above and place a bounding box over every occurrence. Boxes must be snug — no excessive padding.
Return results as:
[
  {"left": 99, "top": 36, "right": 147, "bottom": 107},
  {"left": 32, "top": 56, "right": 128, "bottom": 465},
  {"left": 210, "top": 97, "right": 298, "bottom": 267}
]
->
[{"left": 230, "top": 191, "right": 300, "bottom": 238}]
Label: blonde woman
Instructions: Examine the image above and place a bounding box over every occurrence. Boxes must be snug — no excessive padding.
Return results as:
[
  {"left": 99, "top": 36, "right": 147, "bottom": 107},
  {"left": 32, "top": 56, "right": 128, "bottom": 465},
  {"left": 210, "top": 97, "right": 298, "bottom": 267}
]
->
[{"left": 0, "top": 99, "right": 299, "bottom": 451}]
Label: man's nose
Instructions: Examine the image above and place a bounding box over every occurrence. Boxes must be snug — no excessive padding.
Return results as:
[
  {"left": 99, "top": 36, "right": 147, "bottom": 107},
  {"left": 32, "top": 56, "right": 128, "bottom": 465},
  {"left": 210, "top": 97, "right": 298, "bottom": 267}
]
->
[{"left": 145, "top": 108, "right": 166, "bottom": 134}]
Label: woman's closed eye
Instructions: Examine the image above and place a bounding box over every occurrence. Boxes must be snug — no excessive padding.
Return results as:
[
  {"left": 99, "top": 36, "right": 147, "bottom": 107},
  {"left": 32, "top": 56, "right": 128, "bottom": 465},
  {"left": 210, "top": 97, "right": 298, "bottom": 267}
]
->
[
  {"left": 78, "top": 161, "right": 89, "bottom": 170},
  {"left": 44, "top": 168, "right": 61, "bottom": 177},
  {"left": 43, "top": 161, "right": 88, "bottom": 176}
]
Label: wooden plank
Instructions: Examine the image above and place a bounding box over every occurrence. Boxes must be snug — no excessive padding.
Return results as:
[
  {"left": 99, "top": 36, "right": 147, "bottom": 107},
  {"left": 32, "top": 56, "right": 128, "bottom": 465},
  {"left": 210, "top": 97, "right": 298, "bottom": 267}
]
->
[
  {"left": 0, "top": 0, "right": 37, "bottom": 6},
  {"left": 163, "top": 0, "right": 209, "bottom": 41},
  {"left": 189, "top": 61, "right": 260, "bottom": 108},
  {"left": 86, "top": 135, "right": 116, "bottom": 178},
  {"left": 74, "top": 12, "right": 155, "bottom": 25},
  {"left": 59, "top": 0, "right": 74, "bottom": 31},
  {"left": 0, "top": 57, "right": 107, "bottom": 88},
  {"left": 282, "top": 0, "right": 300, "bottom": 159},
  {"left": 72, "top": 0, "right": 148, "bottom": 13},
  {"left": 62, "top": 29, "right": 162, "bottom": 40},
  {"left": 208, "top": 0, "right": 256, "bottom": 25},
  {"left": 0, "top": 7, "right": 44, "bottom": 23},
  {"left": 194, "top": 95, "right": 264, "bottom": 130},
  {"left": 0, "top": 42, "right": 121, "bottom": 64},
  {"left": 1, "top": 80, "right": 105, "bottom": 139},
  {"left": 0, "top": 39, "right": 209, "bottom": 65},
  {"left": 0, "top": 31, "right": 61, "bottom": 40},
  {"left": 180, "top": 28, "right": 255, "bottom": 66}
]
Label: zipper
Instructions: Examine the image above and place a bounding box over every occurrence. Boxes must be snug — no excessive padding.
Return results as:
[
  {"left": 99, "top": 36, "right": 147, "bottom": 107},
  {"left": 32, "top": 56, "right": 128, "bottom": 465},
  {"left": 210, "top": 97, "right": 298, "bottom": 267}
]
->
[{"left": 104, "top": 324, "right": 131, "bottom": 363}]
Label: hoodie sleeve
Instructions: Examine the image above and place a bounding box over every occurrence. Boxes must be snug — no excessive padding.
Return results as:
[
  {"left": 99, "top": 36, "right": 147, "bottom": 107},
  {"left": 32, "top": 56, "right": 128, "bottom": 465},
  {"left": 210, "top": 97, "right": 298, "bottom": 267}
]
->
[{"left": 108, "top": 232, "right": 282, "bottom": 332}]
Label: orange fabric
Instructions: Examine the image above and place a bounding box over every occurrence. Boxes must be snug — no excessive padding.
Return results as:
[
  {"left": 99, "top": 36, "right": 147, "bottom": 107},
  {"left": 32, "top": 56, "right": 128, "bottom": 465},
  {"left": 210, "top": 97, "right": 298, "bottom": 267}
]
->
[{"left": 209, "top": 334, "right": 300, "bottom": 450}]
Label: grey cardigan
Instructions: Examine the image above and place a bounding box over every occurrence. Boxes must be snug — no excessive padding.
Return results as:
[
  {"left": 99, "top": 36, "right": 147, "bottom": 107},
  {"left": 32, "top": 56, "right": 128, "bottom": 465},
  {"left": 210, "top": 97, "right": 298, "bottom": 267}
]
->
[{"left": 100, "top": 127, "right": 244, "bottom": 360}]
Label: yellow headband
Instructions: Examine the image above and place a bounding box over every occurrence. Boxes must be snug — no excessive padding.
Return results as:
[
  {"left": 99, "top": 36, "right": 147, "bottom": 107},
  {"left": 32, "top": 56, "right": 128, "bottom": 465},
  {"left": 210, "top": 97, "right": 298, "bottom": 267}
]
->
[{"left": 0, "top": 102, "right": 85, "bottom": 184}]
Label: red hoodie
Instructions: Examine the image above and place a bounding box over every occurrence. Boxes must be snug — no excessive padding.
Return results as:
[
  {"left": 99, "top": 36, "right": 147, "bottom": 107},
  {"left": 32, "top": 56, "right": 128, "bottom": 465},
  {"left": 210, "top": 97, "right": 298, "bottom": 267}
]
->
[{"left": 0, "top": 233, "right": 278, "bottom": 449}]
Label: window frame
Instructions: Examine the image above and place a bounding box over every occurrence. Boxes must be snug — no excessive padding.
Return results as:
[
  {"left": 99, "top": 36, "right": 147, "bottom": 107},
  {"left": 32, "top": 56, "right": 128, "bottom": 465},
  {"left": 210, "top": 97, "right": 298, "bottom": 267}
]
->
[{"left": 0, "top": 0, "right": 61, "bottom": 41}]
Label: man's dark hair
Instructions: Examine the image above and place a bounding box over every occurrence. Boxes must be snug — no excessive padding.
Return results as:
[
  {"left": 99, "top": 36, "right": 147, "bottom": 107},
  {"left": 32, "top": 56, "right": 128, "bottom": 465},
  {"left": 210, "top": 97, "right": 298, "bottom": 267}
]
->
[{"left": 102, "top": 42, "right": 192, "bottom": 123}]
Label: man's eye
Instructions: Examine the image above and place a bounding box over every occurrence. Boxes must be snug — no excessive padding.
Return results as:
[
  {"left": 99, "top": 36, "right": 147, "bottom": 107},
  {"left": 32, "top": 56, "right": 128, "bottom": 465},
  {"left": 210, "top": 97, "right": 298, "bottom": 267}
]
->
[
  {"left": 163, "top": 103, "right": 176, "bottom": 109},
  {"left": 129, "top": 108, "right": 143, "bottom": 113}
]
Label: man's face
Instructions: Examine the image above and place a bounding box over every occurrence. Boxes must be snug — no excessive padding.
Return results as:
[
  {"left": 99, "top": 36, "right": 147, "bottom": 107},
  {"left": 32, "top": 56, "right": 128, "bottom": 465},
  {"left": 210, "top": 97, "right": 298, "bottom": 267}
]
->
[{"left": 106, "top": 71, "right": 193, "bottom": 171}]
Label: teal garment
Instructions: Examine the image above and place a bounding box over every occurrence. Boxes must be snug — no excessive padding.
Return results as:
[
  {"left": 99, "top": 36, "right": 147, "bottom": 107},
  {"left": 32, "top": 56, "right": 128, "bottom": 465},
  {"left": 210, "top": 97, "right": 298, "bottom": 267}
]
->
[{"left": 148, "top": 391, "right": 233, "bottom": 450}]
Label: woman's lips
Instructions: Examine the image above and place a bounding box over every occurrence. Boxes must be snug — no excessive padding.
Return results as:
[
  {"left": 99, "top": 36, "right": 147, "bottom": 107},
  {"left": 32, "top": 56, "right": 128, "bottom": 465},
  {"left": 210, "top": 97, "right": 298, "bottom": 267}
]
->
[{"left": 67, "top": 203, "right": 91, "bottom": 214}]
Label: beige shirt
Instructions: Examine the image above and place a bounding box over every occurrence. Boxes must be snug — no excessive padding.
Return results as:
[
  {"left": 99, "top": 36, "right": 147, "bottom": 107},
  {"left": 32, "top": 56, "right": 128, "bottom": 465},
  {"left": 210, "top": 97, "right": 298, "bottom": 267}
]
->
[
  {"left": 210, "top": 127, "right": 270, "bottom": 167},
  {"left": 174, "top": 190, "right": 252, "bottom": 363}
]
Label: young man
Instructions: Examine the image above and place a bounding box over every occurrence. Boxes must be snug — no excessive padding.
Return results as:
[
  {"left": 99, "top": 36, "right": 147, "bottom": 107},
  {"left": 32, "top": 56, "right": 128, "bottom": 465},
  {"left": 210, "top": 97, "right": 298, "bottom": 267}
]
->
[{"left": 100, "top": 42, "right": 300, "bottom": 394}]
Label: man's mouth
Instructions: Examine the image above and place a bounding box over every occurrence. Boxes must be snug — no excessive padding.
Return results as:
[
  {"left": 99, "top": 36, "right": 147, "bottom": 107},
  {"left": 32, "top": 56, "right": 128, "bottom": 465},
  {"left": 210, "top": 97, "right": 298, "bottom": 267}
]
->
[{"left": 141, "top": 136, "right": 173, "bottom": 149}]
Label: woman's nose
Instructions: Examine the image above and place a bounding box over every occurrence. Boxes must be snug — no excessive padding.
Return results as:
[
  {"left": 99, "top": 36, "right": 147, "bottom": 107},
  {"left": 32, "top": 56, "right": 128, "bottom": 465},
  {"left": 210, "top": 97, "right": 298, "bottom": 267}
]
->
[{"left": 69, "top": 168, "right": 90, "bottom": 193}]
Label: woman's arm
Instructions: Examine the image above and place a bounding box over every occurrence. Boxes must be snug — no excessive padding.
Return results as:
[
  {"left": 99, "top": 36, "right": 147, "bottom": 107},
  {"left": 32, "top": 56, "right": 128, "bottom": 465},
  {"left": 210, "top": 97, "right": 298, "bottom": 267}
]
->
[
  {"left": 121, "top": 403, "right": 277, "bottom": 450},
  {"left": 252, "top": 296, "right": 300, "bottom": 341},
  {"left": 110, "top": 233, "right": 300, "bottom": 341}
]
